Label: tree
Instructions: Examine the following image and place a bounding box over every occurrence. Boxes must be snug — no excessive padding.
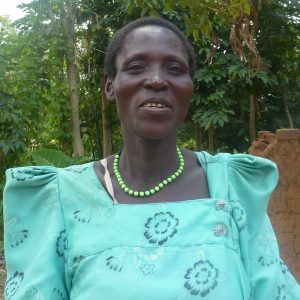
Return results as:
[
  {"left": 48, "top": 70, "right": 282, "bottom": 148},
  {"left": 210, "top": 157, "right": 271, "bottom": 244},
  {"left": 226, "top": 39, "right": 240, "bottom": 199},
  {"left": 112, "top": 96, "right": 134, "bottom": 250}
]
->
[{"left": 60, "top": 0, "right": 85, "bottom": 155}]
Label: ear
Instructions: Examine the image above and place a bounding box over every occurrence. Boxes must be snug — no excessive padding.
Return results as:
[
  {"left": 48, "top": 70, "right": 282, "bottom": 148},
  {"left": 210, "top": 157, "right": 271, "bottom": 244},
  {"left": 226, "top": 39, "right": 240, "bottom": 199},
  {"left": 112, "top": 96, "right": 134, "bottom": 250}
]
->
[{"left": 104, "top": 74, "right": 115, "bottom": 102}]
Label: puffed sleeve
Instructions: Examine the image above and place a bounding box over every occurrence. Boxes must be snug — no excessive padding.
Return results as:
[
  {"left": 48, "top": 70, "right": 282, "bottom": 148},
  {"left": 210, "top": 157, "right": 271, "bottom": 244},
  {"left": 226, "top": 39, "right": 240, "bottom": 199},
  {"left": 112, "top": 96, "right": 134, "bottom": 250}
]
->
[
  {"left": 3, "top": 166, "right": 69, "bottom": 299},
  {"left": 228, "top": 154, "right": 300, "bottom": 299}
]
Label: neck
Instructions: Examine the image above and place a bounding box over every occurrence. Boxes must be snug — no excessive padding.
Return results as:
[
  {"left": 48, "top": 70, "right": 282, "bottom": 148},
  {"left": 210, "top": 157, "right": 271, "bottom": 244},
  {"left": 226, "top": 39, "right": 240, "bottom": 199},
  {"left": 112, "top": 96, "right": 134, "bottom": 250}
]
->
[{"left": 119, "top": 134, "right": 179, "bottom": 189}]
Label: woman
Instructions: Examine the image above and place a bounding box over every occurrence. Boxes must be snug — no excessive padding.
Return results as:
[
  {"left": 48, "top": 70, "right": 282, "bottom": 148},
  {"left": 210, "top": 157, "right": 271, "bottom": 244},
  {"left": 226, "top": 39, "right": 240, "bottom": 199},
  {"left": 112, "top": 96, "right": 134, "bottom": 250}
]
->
[{"left": 3, "top": 17, "right": 299, "bottom": 299}]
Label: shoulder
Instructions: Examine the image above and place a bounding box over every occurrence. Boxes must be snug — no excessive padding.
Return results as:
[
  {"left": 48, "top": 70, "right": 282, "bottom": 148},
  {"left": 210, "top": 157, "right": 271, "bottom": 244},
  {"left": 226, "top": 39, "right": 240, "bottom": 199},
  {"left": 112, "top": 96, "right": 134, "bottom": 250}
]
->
[
  {"left": 195, "top": 150, "right": 278, "bottom": 198},
  {"left": 5, "top": 166, "right": 58, "bottom": 189},
  {"left": 5, "top": 162, "right": 93, "bottom": 189},
  {"left": 195, "top": 151, "right": 279, "bottom": 235},
  {"left": 196, "top": 151, "right": 277, "bottom": 168},
  {"left": 196, "top": 151, "right": 278, "bottom": 182}
]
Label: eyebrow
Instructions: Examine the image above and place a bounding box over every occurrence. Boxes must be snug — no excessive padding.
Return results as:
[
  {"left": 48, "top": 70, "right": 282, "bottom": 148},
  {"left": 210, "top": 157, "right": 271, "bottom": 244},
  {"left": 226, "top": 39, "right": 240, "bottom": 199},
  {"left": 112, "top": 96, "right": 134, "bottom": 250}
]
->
[{"left": 122, "top": 52, "right": 189, "bottom": 67}]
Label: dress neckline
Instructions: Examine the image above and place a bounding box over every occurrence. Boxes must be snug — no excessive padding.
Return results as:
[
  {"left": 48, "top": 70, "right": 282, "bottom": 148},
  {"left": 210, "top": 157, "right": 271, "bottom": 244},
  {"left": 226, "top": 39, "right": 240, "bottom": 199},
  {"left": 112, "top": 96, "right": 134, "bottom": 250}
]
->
[{"left": 90, "top": 151, "right": 224, "bottom": 206}]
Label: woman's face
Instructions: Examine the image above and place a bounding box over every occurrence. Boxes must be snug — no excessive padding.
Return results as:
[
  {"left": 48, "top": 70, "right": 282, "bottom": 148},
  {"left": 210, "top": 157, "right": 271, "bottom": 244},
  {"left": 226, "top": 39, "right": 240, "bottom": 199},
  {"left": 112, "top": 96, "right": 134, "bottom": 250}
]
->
[{"left": 106, "top": 26, "right": 194, "bottom": 141}]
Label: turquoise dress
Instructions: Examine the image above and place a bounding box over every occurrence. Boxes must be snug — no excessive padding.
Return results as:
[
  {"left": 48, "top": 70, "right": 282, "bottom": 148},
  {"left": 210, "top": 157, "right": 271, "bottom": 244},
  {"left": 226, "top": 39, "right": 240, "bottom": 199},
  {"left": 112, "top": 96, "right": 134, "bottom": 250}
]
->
[{"left": 3, "top": 152, "right": 300, "bottom": 300}]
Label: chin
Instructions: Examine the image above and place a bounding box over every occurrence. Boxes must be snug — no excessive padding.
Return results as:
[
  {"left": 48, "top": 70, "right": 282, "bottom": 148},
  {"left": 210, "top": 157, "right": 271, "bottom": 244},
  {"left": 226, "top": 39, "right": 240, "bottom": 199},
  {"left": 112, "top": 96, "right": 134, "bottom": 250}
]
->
[{"left": 136, "top": 127, "right": 178, "bottom": 141}]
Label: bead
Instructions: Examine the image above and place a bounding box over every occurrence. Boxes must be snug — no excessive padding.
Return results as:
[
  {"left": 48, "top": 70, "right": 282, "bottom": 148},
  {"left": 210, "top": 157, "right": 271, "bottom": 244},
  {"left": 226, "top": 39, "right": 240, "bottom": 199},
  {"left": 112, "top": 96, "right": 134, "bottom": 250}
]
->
[
  {"left": 159, "top": 183, "right": 164, "bottom": 188},
  {"left": 139, "top": 192, "right": 145, "bottom": 197},
  {"left": 167, "top": 177, "right": 173, "bottom": 183},
  {"left": 134, "top": 191, "right": 139, "bottom": 197},
  {"left": 124, "top": 187, "right": 129, "bottom": 193},
  {"left": 145, "top": 191, "right": 150, "bottom": 196},
  {"left": 129, "top": 190, "right": 133, "bottom": 195},
  {"left": 150, "top": 189, "right": 155, "bottom": 194},
  {"left": 163, "top": 180, "right": 168, "bottom": 185},
  {"left": 154, "top": 186, "right": 160, "bottom": 192},
  {"left": 171, "top": 175, "right": 176, "bottom": 180},
  {"left": 175, "top": 172, "right": 179, "bottom": 177}
]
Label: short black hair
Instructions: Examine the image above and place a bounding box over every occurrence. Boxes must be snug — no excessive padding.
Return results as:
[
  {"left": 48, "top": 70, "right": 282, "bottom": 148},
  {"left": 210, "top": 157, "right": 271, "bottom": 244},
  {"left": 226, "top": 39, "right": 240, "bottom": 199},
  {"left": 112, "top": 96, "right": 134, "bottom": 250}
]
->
[{"left": 104, "top": 17, "right": 196, "bottom": 79}]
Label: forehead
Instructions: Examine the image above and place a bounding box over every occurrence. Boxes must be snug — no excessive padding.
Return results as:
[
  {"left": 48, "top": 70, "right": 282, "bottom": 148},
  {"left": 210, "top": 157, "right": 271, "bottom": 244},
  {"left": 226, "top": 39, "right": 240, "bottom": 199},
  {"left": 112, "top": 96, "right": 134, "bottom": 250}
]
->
[{"left": 116, "top": 26, "right": 188, "bottom": 63}]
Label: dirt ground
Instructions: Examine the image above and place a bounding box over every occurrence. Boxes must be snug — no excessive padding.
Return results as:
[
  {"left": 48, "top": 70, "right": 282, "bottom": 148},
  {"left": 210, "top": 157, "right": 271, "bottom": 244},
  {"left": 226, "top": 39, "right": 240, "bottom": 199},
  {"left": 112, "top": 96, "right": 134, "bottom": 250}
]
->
[{"left": 0, "top": 252, "right": 5, "bottom": 298}]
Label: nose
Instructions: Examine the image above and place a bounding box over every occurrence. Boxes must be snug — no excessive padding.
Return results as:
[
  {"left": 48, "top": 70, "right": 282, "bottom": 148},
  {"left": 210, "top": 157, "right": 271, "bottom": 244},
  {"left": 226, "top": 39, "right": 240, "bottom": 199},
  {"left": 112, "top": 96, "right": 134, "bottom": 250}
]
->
[{"left": 144, "top": 68, "right": 168, "bottom": 90}]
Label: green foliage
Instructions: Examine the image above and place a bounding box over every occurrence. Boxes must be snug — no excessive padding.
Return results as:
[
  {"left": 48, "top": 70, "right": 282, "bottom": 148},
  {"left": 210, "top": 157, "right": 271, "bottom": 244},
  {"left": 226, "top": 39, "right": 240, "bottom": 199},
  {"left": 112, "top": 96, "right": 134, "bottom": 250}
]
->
[
  {"left": 126, "top": 0, "right": 252, "bottom": 41},
  {"left": 0, "top": 93, "right": 26, "bottom": 155},
  {"left": 31, "top": 149, "right": 90, "bottom": 167}
]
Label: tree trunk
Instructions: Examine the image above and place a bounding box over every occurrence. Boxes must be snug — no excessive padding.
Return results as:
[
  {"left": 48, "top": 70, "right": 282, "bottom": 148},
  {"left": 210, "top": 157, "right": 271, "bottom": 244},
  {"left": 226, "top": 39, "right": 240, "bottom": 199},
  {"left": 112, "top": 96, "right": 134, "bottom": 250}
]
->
[
  {"left": 101, "top": 79, "right": 112, "bottom": 157},
  {"left": 61, "top": 0, "right": 84, "bottom": 156},
  {"left": 195, "top": 125, "right": 202, "bottom": 151},
  {"left": 208, "top": 126, "right": 214, "bottom": 153},
  {"left": 249, "top": 94, "right": 256, "bottom": 143},
  {"left": 283, "top": 96, "right": 294, "bottom": 129}
]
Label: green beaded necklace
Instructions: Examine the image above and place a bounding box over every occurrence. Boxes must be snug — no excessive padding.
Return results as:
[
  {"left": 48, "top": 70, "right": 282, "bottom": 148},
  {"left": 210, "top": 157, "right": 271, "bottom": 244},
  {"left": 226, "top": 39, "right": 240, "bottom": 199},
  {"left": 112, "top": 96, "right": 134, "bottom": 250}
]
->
[{"left": 113, "top": 147, "right": 185, "bottom": 197}]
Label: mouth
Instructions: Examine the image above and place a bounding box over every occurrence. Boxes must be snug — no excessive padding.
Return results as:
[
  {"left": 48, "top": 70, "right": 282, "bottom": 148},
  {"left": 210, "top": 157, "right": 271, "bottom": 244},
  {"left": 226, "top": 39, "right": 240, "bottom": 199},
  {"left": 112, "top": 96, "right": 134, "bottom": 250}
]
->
[
  {"left": 142, "top": 102, "right": 168, "bottom": 108},
  {"left": 139, "top": 98, "right": 171, "bottom": 110}
]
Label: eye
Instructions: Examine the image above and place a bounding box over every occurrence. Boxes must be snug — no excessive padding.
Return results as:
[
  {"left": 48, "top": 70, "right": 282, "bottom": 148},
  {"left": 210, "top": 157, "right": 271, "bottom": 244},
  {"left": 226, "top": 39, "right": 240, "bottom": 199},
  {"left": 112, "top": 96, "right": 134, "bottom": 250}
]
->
[
  {"left": 125, "top": 62, "right": 145, "bottom": 74},
  {"left": 168, "top": 63, "right": 186, "bottom": 75}
]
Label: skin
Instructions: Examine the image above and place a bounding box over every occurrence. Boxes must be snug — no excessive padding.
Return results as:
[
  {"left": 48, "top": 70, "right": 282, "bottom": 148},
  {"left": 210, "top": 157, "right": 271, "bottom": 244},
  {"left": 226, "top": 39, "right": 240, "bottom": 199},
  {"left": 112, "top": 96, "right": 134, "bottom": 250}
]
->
[{"left": 95, "top": 26, "right": 209, "bottom": 204}]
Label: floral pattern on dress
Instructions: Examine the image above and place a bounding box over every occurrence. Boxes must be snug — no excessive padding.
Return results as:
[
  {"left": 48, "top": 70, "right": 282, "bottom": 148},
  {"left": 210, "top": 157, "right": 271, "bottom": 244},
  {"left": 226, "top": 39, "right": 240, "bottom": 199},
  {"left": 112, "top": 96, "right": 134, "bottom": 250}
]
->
[
  {"left": 53, "top": 287, "right": 66, "bottom": 300},
  {"left": 73, "top": 255, "right": 85, "bottom": 267},
  {"left": 56, "top": 230, "right": 68, "bottom": 261},
  {"left": 279, "top": 259, "right": 288, "bottom": 274},
  {"left": 25, "top": 285, "right": 38, "bottom": 297},
  {"left": 134, "top": 243, "right": 165, "bottom": 262},
  {"left": 72, "top": 194, "right": 109, "bottom": 224},
  {"left": 73, "top": 210, "right": 91, "bottom": 223},
  {"left": 6, "top": 216, "right": 29, "bottom": 248},
  {"left": 106, "top": 256, "right": 123, "bottom": 272},
  {"left": 276, "top": 284, "right": 286, "bottom": 300},
  {"left": 258, "top": 254, "right": 277, "bottom": 267},
  {"left": 10, "top": 169, "right": 34, "bottom": 181},
  {"left": 184, "top": 260, "right": 218, "bottom": 297},
  {"left": 105, "top": 206, "right": 117, "bottom": 218},
  {"left": 140, "top": 263, "right": 155, "bottom": 276},
  {"left": 144, "top": 211, "right": 179, "bottom": 245},
  {"left": 46, "top": 188, "right": 60, "bottom": 210},
  {"left": 65, "top": 166, "right": 89, "bottom": 173},
  {"left": 10, "top": 229, "right": 29, "bottom": 248},
  {"left": 5, "top": 271, "right": 24, "bottom": 300},
  {"left": 231, "top": 202, "right": 247, "bottom": 231}
]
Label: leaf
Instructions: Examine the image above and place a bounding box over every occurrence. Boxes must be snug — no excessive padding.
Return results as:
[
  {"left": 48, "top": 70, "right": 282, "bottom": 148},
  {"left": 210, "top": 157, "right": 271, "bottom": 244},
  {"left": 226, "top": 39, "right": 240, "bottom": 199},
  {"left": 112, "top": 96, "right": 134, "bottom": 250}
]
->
[
  {"left": 149, "top": 7, "right": 160, "bottom": 17},
  {"left": 31, "top": 148, "right": 89, "bottom": 168},
  {"left": 141, "top": 7, "right": 149, "bottom": 16},
  {"left": 1, "top": 143, "right": 9, "bottom": 155},
  {"left": 193, "top": 29, "right": 199, "bottom": 41},
  {"left": 243, "top": 2, "right": 251, "bottom": 16}
]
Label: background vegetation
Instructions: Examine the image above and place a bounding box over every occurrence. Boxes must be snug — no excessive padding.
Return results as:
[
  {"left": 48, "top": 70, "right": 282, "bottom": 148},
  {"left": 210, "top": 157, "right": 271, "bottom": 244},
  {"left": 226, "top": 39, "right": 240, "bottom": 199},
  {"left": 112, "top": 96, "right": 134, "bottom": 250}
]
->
[{"left": 0, "top": 0, "right": 299, "bottom": 250}]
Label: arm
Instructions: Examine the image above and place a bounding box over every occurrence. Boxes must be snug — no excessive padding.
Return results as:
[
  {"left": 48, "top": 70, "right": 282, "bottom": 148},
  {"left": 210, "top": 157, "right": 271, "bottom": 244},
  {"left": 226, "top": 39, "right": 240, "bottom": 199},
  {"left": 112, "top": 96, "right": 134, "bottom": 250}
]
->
[{"left": 3, "top": 167, "right": 69, "bottom": 299}]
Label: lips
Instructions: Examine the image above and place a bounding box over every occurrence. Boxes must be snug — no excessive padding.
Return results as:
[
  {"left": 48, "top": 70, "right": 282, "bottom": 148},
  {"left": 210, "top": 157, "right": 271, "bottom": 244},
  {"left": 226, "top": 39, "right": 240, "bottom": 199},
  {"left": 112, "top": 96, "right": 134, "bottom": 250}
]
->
[
  {"left": 143, "top": 102, "right": 167, "bottom": 108},
  {"left": 139, "top": 98, "right": 171, "bottom": 110}
]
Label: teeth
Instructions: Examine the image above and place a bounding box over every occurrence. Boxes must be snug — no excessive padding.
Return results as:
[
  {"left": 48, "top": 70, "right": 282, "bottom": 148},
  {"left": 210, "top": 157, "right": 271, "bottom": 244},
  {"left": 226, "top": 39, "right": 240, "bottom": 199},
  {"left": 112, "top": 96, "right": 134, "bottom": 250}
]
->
[{"left": 143, "top": 102, "right": 166, "bottom": 108}]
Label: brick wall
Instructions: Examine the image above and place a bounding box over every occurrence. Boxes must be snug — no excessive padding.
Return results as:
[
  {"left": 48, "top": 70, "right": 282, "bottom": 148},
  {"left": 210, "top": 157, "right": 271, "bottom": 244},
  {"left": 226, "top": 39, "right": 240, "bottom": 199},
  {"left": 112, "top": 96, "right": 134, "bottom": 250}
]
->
[{"left": 248, "top": 129, "right": 300, "bottom": 282}]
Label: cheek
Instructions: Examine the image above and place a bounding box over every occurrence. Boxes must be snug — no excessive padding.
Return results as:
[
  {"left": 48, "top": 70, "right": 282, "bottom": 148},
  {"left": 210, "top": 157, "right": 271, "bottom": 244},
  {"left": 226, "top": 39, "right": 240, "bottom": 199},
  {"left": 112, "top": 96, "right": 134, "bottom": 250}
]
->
[
  {"left": 174, "top": 75, "right": 194, "bottom": 96},
  {"left": 113, "top": 76, "right": 138, "bottom": 100},
  {"left": 184, "top": 79, "right": 194, "bottom": 98}
]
